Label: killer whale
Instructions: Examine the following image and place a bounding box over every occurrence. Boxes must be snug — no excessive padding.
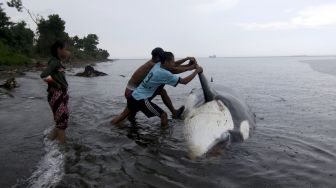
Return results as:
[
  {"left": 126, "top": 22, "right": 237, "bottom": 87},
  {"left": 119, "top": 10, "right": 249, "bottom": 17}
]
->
[{"left": 183, "top": 73, "right": 256, "bottom": 158}]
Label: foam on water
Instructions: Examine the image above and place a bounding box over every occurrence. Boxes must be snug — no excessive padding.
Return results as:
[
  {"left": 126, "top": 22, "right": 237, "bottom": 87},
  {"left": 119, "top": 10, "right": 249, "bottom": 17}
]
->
[{"left": 26, "top": 127, "right": 64, "bottom": 188}]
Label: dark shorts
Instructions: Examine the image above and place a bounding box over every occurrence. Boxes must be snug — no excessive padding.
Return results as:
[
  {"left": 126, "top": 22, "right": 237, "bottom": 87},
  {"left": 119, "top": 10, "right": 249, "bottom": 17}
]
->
[
  {"left": 127, "top": 85, "right": 165, "bottom": 118},
  {"left": 127, "top": 96, "right": 164, "bottom": 117}
]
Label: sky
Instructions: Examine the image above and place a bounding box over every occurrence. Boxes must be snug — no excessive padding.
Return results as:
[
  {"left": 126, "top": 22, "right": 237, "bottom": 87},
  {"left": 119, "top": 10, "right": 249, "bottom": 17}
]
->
[{"left": 3, "top": 0, "right": 336, "bottom": 58}]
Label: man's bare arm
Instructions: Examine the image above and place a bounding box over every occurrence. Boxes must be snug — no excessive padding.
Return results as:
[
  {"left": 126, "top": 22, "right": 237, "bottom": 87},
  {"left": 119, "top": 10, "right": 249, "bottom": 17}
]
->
[
  {"left": 171, "top": 58, "right": 197, "bottom": 74},
  {"left": 179, "top": 66, "right": 203, "bottom": 85},
  {"left": 175, "top": 57, "right": 195, "bottom": 66},
  {"left": 170, "top": 66, "right": 195, "bottom": 74},
  {"left": 179, "top": 60, "right": 195, "bottom": 68}
]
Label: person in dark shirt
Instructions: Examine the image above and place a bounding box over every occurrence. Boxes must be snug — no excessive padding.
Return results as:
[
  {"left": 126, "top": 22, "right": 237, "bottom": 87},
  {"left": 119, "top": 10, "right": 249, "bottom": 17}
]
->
[{"left": 40, "top": 41, "right": 70, "bottom": 144}]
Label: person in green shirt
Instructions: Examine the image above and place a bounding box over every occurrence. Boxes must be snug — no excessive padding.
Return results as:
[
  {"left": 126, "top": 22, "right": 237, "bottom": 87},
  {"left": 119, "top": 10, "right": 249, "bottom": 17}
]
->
[{"left": 40, "top": 41, "right": 70, "bottom": 144}]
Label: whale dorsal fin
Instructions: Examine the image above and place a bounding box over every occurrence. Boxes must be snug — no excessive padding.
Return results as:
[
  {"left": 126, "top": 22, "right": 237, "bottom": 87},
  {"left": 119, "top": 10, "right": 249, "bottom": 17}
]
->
[{"left": 198, "top": 73, "right": 215, "bottom": 102}]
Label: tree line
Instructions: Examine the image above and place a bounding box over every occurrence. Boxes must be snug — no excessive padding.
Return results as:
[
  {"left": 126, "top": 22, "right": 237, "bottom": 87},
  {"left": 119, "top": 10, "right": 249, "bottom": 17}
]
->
[{"left": 0, "top": 0, "right": 110, "bottom": 65}]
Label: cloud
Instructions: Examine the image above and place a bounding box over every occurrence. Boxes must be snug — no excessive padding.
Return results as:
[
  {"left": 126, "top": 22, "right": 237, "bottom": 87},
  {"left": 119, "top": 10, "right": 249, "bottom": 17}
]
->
[
  {"left": 190, "top": 0, "right": 239, "bottom": 12},
  {"left": 238, "top": 4, "right": 336, "bottom": 30}
]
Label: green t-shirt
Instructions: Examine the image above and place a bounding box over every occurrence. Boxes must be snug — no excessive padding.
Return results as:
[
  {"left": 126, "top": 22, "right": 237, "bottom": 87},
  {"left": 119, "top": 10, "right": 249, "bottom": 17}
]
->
[{"left": 40, "top": 58, "right": 68, "bottom": 91}]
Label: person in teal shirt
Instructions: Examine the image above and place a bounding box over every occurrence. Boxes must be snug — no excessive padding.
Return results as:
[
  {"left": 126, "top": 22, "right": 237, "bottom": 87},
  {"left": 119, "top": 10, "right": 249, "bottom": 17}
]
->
[{"left": 127, "top": 52, "right": 203, "bottom": 128}]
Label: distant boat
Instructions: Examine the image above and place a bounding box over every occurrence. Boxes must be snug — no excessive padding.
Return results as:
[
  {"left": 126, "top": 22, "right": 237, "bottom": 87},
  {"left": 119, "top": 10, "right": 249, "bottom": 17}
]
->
[{"left": 209, "top": 55, "right": 216, "bottom": 58}]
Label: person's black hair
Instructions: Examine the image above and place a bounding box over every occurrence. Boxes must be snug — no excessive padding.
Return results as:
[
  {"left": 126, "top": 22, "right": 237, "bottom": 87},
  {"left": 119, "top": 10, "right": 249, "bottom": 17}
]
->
[
  {"left": 151, "top": 47, "right": 164, "bottom": 59},
  {"left": 50, "top": 40, "right": 67, "bottom": 59},
  {"left": 160, "top": 52, "right": 174, "bottom": 64}
]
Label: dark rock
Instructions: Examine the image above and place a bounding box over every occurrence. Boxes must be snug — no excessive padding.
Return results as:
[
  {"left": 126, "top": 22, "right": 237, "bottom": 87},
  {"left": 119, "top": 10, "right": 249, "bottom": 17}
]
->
[
  {"left": 35, "top": 61, "right": 46, "bottom": 68},
  {"left": 0, "top": 78, "right": 18, "bottom": 89},
  {"left": 75, "top": 66, "right": 108, "bottom": 77}
]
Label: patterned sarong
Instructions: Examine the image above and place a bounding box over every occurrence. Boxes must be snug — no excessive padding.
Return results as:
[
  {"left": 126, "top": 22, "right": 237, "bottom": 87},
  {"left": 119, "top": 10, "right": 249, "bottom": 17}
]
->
[{"left": 48, "top": 88, "right": 69, "bottom": 129}]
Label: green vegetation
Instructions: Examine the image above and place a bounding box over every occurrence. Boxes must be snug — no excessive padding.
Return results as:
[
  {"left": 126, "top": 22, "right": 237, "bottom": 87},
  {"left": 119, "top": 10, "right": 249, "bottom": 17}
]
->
[
  {"left": 0, "top": 41, "right": 31, "bottom": 65},
  {"left": 0, "top": 0, "right": 110, "bottom": 66},
  {"left": 70, "top": 34, "right": 110, "bottom": 61}
]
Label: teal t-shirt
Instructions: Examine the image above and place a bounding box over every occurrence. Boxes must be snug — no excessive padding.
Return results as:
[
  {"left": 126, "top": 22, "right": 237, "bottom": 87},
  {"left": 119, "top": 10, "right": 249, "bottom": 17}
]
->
[{"left": 132, "top": 63, "right": 180, "bottom": 100}]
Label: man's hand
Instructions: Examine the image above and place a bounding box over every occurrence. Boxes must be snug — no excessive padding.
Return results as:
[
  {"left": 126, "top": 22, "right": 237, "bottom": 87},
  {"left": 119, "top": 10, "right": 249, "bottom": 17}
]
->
[
  {"left": 175, "top": 56, "right": 196, "bottom": 66},
  {"left": 187, "top": 57, "right": 196, "bottom": 62},
  {"left": 180, "top": 64, "right": 203, "bottom": 85},
  {"left": 187, "top": 61, "right": 195, "bottom": 68},
  {"left": 196, "top": 65, "right": 203, "bottom": 73},
  {"left": 187, "top": 58, "right": 197, "bottom": 69}
]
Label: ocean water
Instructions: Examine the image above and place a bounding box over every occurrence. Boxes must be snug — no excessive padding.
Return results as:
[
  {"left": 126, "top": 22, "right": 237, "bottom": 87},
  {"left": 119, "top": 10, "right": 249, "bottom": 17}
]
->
[{"left": 1, "top": 57, "right": 336, "bottom": 187}]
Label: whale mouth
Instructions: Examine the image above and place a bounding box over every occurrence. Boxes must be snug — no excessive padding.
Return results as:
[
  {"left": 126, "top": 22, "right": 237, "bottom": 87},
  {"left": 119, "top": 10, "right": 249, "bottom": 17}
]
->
[{"left": 204, "top": 133, "right": 231, "bottom": 158}]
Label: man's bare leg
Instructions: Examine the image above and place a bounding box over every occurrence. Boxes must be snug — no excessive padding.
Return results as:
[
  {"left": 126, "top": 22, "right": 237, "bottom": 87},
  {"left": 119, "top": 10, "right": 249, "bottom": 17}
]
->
[
  {"left": 160, "top": 112, "right": 168, "bottom": 128},
  {"left": 111, "top": 107, "right": 130, "bottom": 125},
  {"left": 127, "top": 111, "right": 137, "bottom": 123},
  {"left": 160, "top": 89, "right": 184, "bottom": 119}
]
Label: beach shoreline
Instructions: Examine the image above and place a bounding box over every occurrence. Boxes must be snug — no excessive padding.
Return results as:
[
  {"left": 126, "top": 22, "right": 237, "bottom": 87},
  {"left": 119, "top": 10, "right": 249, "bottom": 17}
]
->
[{"left": 0, "top": 58, "right": 114, "bottom": 81}]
